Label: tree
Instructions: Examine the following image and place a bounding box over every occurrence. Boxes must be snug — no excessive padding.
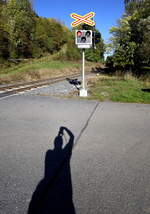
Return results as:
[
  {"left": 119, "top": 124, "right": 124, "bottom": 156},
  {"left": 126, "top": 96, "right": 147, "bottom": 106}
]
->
[
  {"left": 5, "top": 0, "right": 36, "bottom": 58},
  {"left": 33, "top": 17, "right": 68, "bottom": 57},
  {"left": 0, "top": 0, "right": 9, "bottom": 60},
  {"left": 109, "top": 16, "right": 137, "bottom": 71},
  {"left": 126, "top": 0, "right": 150, "bottom": 69},
  {"left": 85, "top": 29, "right": 104, "bottom": 62},
  {"left": 109, "top": 0, "right": 150, "bottom": 74},
  {"left": 0, "top": 0, "right": 104, "bottom": 64}
]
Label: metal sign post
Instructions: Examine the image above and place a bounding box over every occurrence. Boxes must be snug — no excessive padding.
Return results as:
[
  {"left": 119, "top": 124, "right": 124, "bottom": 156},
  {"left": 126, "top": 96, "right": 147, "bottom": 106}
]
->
[
  {"left": 79, "top": 49, "right": 87, "bottom": 97},
  {"left": 70, "top": 12, "right": 96, "bottom": 97},
  {"left": 82, "top": 49, "right": 85, "bottom": 89},
  {"left": 75, "top": 30, "right": 93, "bottom": 97}
]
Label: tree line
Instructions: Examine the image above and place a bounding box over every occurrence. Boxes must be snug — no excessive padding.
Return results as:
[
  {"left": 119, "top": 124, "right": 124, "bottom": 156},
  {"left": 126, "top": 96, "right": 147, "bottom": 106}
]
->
[
  {"left": 0, "top": 0, "right": 104, "bottom": 65},
  {"left": 106, "top": 0, "right": 150, "bottom": 76}
]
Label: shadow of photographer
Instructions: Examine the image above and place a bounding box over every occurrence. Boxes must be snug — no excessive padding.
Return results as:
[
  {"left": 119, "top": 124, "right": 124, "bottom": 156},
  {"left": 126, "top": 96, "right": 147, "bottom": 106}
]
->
[{"left": 28, "top": 127, "right": 76, "bottom": 214}]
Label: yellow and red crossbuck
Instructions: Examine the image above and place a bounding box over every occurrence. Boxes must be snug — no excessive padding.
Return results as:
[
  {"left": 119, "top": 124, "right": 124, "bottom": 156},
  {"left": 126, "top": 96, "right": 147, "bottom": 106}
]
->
[{"left": 70, "top": 12, "right": 95, "bottom": 27}]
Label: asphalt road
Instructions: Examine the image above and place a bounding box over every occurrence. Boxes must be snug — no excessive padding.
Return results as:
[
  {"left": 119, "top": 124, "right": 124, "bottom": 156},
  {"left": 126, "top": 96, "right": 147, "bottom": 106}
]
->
[{"left": 0, "top": 95, "right": 150, "bottom": 214}]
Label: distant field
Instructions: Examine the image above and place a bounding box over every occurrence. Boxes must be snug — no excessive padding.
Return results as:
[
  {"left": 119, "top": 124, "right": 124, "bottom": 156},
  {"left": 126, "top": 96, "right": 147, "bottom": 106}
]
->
[{"left": 87, "top": 75, "right": 150, "bottom": 104}]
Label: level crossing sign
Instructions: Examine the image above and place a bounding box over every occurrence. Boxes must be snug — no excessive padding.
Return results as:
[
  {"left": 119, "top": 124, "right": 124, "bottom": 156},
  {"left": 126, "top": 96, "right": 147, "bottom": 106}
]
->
[
  {"left": 75, "top": 30, "right": 92, "bottom": 49},
  {"left": 70, "top": 12, "right": 96, "bottom": 97},
  {"left": 70, "top": 12, "right": 95, "bottom": 27}
]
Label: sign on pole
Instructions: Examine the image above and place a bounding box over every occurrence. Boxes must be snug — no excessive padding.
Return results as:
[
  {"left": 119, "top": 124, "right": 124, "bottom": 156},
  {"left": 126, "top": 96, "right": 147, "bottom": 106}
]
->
[
  {"left": 70, "top": 12, "right": 96, "bottom": 97},
  {"left": 75, "top": 30, "right": 92, "bottom": 49},
  {"left": 70, "top": 12, "right": 95, "bottom": 28}
]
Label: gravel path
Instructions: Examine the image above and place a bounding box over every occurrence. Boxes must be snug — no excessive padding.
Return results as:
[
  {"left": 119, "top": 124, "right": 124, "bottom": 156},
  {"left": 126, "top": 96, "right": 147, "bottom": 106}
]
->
[
  {"left": 22, "top": 80, "right": 78, "bottom": 96},
  {"left": 21, "top": 74, "right": 94, "bottom": 97}
]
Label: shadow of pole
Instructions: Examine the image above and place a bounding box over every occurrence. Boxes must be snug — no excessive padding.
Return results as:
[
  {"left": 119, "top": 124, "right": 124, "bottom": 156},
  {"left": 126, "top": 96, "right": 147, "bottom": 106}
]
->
[{"left": 28, "top": 127, "right": 76, "bottom": 214}]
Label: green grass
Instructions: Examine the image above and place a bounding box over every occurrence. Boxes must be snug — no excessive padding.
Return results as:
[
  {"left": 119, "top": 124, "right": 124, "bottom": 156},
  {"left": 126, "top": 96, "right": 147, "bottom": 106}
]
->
[
  {"left": 0, "top": 58, "right": 80, "bottom": 75},
  {"left": 89, "top": 78, "right": 150, "bottom": 104},
  {"left": 0, "top": 54, "right": 98, "bottom": 84},
  {"left": 0, "top": 56, "right": 81, "bottom": 83}
]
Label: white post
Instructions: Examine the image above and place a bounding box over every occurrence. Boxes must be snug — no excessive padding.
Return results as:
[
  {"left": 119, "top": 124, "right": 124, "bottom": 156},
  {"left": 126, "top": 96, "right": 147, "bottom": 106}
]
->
[
  {"left": 82, "top": 49, "right": 85, "bottom": 89},
  {"left": 80, "top": 49, "right": 87, "bottom": 97}
]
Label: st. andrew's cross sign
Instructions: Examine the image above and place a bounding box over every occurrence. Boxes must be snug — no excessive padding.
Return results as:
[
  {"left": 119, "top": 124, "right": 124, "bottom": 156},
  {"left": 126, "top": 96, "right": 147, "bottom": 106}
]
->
[{"left": 70, "top": 12, "right": 95, "bottom": 27}]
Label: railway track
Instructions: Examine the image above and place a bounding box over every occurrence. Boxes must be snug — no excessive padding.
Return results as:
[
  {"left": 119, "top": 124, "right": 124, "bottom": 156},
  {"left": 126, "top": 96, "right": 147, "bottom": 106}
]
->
[{"left": 0, "top": 73, "right": 83, "bottom": 99}]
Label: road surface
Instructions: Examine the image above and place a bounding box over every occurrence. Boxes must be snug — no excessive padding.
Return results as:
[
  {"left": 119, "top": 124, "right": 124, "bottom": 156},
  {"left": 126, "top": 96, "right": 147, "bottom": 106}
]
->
[{"left": 0, "top": 95, "right": 150, "bottom": 213}]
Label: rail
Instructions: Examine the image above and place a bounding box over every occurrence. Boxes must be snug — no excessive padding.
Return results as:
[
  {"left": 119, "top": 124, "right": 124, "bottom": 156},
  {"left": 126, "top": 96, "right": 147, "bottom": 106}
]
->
[{"left": 0, "top": 72, "right": 90, "bottom": 98}]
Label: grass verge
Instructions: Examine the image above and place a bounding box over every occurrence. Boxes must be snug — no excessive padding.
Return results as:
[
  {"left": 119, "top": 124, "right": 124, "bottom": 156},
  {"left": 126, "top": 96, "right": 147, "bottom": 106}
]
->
[
  {"left": 0, "top": 56, "right": 81, "bottom": 84},
  {"left": 88, "top": 75, "right": 150, "bottom": 104},
  {"left": 0, "top": 55, "right": 99, "bottom": 84}
]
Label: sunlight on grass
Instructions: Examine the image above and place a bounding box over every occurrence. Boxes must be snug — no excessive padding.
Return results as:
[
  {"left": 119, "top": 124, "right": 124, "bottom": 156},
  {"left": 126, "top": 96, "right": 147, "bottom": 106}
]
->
[
  {"left": 0, "top": 57, "right": 82, "bottom": 83},
  {"left": 0, "top": 60, "right": 80, "bottom": 75},
  {"left": 89, "top": 77, "right": 150, "bottom": 104}
]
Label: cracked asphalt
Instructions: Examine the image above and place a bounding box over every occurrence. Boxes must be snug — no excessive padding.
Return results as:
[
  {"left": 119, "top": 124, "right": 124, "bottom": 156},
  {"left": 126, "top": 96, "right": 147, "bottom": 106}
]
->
[{"left": 0, "top": 94, "right": 150, "bottom": 214}]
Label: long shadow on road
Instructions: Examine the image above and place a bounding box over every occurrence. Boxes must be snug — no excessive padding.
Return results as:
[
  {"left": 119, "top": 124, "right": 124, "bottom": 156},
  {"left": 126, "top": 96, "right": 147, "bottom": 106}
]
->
[{"left": 28, "top": 127, "right": 76, "bottom": 214}]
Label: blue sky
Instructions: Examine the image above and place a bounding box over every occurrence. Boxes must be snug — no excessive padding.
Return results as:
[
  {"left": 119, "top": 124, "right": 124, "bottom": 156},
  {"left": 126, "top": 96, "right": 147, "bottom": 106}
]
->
[{"left": 33, "top": 0, "right": 125, "bottom": 43}]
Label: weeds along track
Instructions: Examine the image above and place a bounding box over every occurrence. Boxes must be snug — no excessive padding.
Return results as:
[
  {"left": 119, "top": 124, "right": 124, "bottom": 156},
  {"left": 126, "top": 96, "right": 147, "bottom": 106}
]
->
[{"left": 0, "top": 72, "right": 88, "bottom": 98}]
